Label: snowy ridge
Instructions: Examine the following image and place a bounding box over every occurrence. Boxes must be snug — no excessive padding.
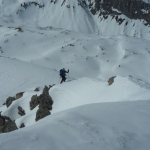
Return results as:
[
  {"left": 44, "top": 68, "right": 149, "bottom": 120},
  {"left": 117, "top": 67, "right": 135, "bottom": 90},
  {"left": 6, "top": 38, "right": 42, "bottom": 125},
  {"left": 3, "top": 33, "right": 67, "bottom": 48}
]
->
[{"left": 51, "top": 76, "right": 150, "bottom": 113}]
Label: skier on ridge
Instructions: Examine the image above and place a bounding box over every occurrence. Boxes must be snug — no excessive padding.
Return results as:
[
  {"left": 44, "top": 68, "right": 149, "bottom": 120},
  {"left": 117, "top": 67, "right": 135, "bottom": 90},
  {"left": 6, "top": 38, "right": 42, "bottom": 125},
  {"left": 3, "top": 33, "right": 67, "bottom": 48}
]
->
[{"left": 60, "top": 68, "right": 69, "bottom": 84}]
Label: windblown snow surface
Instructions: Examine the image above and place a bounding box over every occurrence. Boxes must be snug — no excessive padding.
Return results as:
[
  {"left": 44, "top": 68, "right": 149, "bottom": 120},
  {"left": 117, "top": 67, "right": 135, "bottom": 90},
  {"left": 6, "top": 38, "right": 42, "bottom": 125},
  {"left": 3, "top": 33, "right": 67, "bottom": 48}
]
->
[{"left": 0, "top": 0, "right": 150, "bottom": 150}]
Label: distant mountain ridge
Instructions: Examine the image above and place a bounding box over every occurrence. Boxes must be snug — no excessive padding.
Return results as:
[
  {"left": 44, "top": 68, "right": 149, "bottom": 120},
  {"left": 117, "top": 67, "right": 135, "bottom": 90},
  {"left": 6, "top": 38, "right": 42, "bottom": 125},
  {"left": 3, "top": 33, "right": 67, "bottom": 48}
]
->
[
  {"left": 0, "top": 0, "right": 150, "bottom": 39},
  {"left": 89, "top": 0, "right": 150, "bottom": 25}
]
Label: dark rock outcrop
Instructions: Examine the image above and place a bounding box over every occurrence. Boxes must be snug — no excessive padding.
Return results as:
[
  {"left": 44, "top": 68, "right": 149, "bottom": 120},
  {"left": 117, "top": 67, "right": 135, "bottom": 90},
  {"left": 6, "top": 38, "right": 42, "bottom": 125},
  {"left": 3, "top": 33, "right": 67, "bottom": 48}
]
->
[
  {"left": 15, "top": 27, "right": 23, "bottom": 32},
  {"left": 0, "top": 113, "right": 18, "bottom": 133},
  {"left": 6, "top": 96, "right": 15, "bottom": 108},
  {"left": 34, "top": 87, "right": 40, "bottom": 92},
  {"left": 88, "top": 0, "right": 150, "bottom": 25},
  {"left": 0, "top": 112, "right": 5, "bottom": 127},
  {"left": 108, "top": 76, "right": 116, "bottom": 85},
  {"left": 39, "top": 85, "right": 53, "bottom": 108},
  {"left": 35, "top": 86, "right": 53, "bottom": 121},
  {"left": 0, "top": 117, "right": 5, "bottom": 127},
  {"left": 18, "top": 106, "right": 25, "bottom": 116},
  {"left": 35, "top": 105, "right": 51, "bottom": 122},
  {"left": 5, "top": 92, "right": 24, "bottom": 108},
  {"left": 16, "top": 92, "right": 24, "bottom": 100},
  {"left": 30, "top": 85, "right": 53, "bottom": 111},
  {"left": 17, "top": 2, "right": 44, "bottom": 15},
  {"left": 20, "top": 2, "right": 44, "bottom": 9},
  {"left": 20, "top": 123, "right": 25, "bottom": 128},
  {"left": 30, "top": 95, "right": 39, "bottom": 110},
  {"left": 49, "top": 84, "right": 55, "bottom": 89},
  {"left": 1, "top": 120, "right": 18, "bottom": 133}
]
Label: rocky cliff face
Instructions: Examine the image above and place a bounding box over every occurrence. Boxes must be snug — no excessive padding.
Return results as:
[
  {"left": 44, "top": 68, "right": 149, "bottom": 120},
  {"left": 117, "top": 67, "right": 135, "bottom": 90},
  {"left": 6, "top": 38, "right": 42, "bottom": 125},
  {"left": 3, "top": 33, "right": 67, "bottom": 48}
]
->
[
  {"left": 19, "top": 0, "right": 150, "bottom": 25},
  {"left": 88, "top": 0, "right": 150, "bottom": 25}
]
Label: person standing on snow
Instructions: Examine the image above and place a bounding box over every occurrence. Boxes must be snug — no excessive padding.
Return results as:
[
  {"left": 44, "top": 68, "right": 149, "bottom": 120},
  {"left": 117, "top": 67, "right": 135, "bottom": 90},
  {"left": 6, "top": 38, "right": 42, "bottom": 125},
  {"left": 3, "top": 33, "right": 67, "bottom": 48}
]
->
[{"left": 60, "top": 68, "right": 69, "bottom": 84}]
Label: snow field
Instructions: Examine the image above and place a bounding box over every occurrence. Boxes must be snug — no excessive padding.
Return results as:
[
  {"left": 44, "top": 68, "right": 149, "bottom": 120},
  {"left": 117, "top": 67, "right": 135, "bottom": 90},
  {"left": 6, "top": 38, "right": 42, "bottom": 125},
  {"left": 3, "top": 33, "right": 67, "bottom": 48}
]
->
[{"left": 0, "top": 25, "right": 150, "bottom": 82}]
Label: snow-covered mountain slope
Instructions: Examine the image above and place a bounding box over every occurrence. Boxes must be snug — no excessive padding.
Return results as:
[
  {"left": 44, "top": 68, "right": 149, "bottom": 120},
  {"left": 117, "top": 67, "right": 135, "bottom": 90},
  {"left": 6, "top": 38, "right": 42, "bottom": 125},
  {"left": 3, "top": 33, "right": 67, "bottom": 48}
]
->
[
  {"left": 0, "top": 0, "right": 96, "bottom": 33},
  {"left": 0, "top": 0, "right": 150, "bottom": 149},
  {"left": 1, "top": 25, "right": 150, "bottom": 83},
  {"left": 0, "top": 21, "right": 150, "bottom": 134},
  {"left": 0, "top": 0, "right": 150, "bottom": 39}
]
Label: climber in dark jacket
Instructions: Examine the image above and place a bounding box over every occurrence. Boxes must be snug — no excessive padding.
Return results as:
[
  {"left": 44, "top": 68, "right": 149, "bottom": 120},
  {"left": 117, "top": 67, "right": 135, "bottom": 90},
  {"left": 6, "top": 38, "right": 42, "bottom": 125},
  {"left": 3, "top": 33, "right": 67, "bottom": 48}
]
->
[{"left": 60, "top": 68, "right": 69, "bottom": 84}]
